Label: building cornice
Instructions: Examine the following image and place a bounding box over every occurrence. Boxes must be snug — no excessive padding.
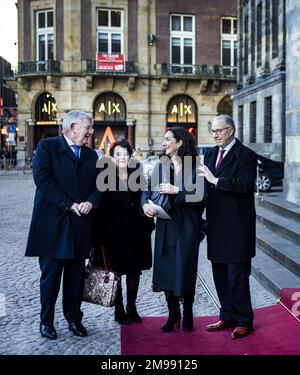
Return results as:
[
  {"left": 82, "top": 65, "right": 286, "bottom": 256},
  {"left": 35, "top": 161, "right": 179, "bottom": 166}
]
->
[{"left": 232, "top": 71, "right": 286, "bottom": 100}]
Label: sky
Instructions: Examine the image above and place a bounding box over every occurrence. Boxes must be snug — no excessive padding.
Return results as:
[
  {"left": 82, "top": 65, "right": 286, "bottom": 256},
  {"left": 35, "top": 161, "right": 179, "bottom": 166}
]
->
[{"left": 0, "top": 0, "right": 18, "bottom": 70}]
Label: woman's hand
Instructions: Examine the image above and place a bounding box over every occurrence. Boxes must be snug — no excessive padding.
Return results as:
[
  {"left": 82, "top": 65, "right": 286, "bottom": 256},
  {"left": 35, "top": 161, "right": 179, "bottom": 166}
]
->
[
  {"left": 159, "top": 183, "right": 179, "bottom": 195},
  {"left": 142, "top": 203, "right": 158, "bottom": 218}
]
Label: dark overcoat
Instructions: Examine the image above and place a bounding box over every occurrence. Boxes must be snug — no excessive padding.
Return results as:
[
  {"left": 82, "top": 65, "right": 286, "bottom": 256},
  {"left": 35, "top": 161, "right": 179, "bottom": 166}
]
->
[
  {"left": 25, "top": 136, "right": 102, "bottom": 259},
  {"left": 92, "top": 161, "right": 155, "bottom": 276},
  {"left": 204, "top": 139, "right": 257, "bottom": 263},
  {"left": 141, "top": 159, "right": 206, "bottom": 297}
]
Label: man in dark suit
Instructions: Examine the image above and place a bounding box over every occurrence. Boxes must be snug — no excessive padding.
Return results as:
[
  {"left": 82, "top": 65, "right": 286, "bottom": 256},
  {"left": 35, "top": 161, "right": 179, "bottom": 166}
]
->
[
  {"left": 199, "top": 115, "right": 257, "bottom": 339},
  {"left": 25, "top": 110, "right": 102, "bottom": 340}
]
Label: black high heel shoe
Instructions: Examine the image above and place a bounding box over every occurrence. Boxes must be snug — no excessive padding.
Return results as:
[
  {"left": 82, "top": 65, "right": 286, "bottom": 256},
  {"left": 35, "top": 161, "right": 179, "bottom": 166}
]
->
[{"left": 161, "top": 310, "right": 181, "bottom": 332}]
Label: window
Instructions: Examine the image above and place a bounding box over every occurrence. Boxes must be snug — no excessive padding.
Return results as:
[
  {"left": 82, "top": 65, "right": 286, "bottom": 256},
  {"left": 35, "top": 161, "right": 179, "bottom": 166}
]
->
[
  {"left": 170, "top": 14, "right": 195, "bottom": 68},
  {"left": 97, "top": 9, "right": 123, "bottom": 55},
  {"left": 250, "top": 101, "right": 257, "bottom": 143},
  {"left": 36, "top": 10, "right": 54, "bottom": 62},
  {"left": 244, "top": 15, "right": 248, "bottom": 74},
  {"left": 257, "top": 3, "right": 262, "bottom": 67},
  {"left": 221, "top": 17, "right": 237, "bottom": 67},
  {"left": 272, "top": 0, "right": 279, "bottom": 58},
  {"left": 264, "top": 97, "right": 272, "bottom": 143}
]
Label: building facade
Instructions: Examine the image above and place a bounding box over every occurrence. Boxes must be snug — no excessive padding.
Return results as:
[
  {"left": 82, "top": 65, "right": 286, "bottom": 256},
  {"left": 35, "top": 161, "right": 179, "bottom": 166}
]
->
[
  {"left": 0, "top": 57, "right": 17, "bottom": 150},
  {"left": 232, "top": 0, "right": 285, "bottom": 162},
  {"left": 11, "top": 0, "right": 237, "bottom": 160},
  {"left": 233, "top": 0, "right": 300, "bottom": 204},
  {"left": 285, "top": 0, "right": 300, "bottom": 204}
]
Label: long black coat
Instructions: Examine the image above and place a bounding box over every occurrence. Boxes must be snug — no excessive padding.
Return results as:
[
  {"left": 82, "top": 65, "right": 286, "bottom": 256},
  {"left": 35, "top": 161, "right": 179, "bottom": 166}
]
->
[
  {"left": 141, "top": 159, "right": 206, "bottom": 297},
  {"left": 25, "top": 136, "right": 102, "bottom": 259},
  {"left": 92, "top": 161, "right": 155, "bottom": 276},
  {"left": 204, "top": 139, "right": 257, "bottom": 263}
]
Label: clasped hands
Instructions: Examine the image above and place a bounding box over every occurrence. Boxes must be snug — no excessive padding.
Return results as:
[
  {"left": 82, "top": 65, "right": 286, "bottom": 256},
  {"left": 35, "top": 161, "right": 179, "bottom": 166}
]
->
[
  {"left": 198, "top": 164, "right": 218, "bottom": 185},
  {"left": 71, "top": 201, "right": 93, "bottom": 216},
  {"left": 143, "top": 182, "right": 178, "bottom": 218}
]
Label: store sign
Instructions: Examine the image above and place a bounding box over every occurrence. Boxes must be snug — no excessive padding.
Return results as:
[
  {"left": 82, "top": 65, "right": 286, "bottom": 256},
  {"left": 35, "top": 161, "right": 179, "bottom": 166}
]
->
[
  {"left": 96, "top": 53, "right": 125, "bottom": 72},
  {"left": 7, "top": 131, "right": 15, "bottom": 145},
  {"left": 42, "top": 100, "right": 57, "bottom": 116},
  {"left": 171, "top": 103, "right": 192, "bottom": 116},
  {"left": 36, "top": 121, "right": 57, "bottom": 125},
  {"left": 98, "top": 101, "right": 121, "bottom": 115}
]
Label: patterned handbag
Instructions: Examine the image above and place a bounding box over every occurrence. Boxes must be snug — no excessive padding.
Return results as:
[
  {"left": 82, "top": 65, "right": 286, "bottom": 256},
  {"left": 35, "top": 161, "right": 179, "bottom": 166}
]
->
[{"left": 83, "top": 247, "right": 120, "bottom": 307}]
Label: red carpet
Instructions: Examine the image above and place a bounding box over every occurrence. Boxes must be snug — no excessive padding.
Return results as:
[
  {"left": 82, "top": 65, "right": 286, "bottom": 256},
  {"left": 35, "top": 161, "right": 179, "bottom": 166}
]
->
[{"left": 121, "top": 304, "right": 300, "bottom": 355}]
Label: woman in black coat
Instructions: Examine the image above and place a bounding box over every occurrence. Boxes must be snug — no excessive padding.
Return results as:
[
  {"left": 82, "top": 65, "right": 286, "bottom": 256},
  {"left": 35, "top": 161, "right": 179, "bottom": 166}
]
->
[
  {"left": 93, "top": 140, "right": 154, "bottom": 324},
  {"left": 141, "top": 128, "right": 206, "bottom": 332}
]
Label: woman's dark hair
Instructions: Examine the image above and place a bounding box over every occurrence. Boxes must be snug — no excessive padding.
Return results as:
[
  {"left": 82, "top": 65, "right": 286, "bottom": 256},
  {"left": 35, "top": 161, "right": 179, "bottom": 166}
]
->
[
  {"left": 164, "top": 127, "right": 198, "bottom": 158},
  {"left": 109, "top": 139, "right": 133, "bottom": 157}
]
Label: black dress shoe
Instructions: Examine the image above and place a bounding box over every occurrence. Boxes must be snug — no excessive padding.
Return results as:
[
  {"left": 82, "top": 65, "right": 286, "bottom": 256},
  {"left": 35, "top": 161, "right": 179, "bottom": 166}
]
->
[
  {"left": 40, "top": 324, "right": 57, "bottom": 340},
  {"left": 68, "top": 322, "right": 87, "bottom": 337}
]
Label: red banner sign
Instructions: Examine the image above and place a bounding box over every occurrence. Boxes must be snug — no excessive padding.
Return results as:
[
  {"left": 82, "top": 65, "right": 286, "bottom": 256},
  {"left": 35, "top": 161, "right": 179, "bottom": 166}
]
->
[{"left": 96, "top": 53, "right": 125, "bottom": 72}]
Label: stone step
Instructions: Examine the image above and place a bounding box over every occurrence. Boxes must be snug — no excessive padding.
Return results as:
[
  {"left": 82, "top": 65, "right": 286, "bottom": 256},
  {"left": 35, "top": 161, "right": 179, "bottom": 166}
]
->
[
  {"left": 256, "top": 222, "right": 300, "bottom": 277},
  {"left": 252, "top": 248, "right": 300, "bottom": 297},
  {"left": 256, "top": 195, "right": 300, "bottom": 223},
  {"left": 256, "top": 205, "right": 300, "bottom": 245}
]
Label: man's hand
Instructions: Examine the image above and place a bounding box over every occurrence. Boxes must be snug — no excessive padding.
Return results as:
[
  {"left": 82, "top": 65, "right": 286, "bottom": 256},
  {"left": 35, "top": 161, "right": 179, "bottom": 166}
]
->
[
  {"left": 78, "top": 201, "right": 93, "bottom": 215},
  {"left": 198, "top": 164, "right": 218, "bottom": 186},
  {"left": 142, "top": 203, "right": 158, "bottom": 218},
  {"left": 70, "top": 203, "right": 81, "bottom": 216}
]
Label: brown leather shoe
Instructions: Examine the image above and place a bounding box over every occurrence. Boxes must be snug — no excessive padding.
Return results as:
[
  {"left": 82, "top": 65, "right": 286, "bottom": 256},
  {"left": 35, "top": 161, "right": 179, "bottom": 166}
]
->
[
  {"left": 231, "top": 326, "right": 253, "bottom": 339},
  {"left": 206, "top": 320, "right": 235, "bottom": 332}
]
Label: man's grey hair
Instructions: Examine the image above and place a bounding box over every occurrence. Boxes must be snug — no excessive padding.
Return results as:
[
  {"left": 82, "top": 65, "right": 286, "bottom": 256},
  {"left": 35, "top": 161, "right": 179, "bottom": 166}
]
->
[
  {"left": 62, "top": 110, "right": 93, "bottom": 134},
  {"left": 213, "top": 114, "right": 235, "bottom": 130}
]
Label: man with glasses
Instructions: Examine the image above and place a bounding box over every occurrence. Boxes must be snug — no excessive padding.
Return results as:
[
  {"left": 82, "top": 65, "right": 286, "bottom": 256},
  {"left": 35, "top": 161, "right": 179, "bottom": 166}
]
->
[
  {"left": 199, "top": 114, "right": 257, "bottom": 339},
  {"left": 25, "top": 110, "right": 102, "bottom": 339}
]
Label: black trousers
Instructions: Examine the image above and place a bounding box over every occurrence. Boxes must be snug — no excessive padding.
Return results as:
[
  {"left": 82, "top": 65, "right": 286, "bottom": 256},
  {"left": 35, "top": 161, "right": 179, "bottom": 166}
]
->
[
  {"left": 39, "top": 257, "right": 85, "bottom": 326},
  {"left": 212, "top": 260, "right": 254, "bottom": 328}
]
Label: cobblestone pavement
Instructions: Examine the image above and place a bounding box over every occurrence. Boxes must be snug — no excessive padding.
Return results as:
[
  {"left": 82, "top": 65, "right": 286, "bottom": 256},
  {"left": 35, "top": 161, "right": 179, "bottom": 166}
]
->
[{"left": 0, "top": 174, "right": 276, "bottom": 355}]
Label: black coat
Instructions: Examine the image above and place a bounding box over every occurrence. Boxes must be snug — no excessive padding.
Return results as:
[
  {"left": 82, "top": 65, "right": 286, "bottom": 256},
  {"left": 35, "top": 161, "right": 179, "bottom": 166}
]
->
[
  {"left": 141, "top": 159, "right": 206, "bottom": 297},
  {"left": 92, "top": 161, "right": 154, "bottom": 276},
  {"left": 204, "top": 139, "right": 257, "bottom": 263},
  {"left": 25, "top": 136, "right": 102, "bottom": 259}
]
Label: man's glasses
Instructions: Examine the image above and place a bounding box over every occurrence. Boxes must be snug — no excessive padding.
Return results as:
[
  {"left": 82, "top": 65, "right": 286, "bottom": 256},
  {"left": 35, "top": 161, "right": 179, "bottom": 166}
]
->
[{"left": 209, "top": 127, "right": 231, "bottom": 136}]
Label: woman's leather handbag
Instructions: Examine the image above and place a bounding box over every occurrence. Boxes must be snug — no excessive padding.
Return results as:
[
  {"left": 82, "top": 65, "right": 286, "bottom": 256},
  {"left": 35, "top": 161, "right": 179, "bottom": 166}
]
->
[
  {"left": 150, "top": 162, "right": 172, "bottom": 212},
  {"left": 83, "top": 247, "right": 120, "bottom": 307}
]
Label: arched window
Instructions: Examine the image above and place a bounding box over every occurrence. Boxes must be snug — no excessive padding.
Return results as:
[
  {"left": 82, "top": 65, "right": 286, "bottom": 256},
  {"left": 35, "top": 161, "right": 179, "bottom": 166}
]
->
[
  {"left": 217, "top": 96, "right": 233, "bottom": 117},
  {"left": 94, "top": 92, "right": 126, "bottom": 122},
  {"left": 35, "top": 92, "right": 57, "bottom": 123},
  {"left": 93, "top": 92, "right": 129, "bottom": 153},
  {"left": 167, "top": 95, "right": 197, "bottom": 137}
]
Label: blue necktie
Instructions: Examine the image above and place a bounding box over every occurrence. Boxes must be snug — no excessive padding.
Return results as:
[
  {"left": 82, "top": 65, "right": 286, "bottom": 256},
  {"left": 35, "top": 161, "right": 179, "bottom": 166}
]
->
[{"left": 72, "top": 145, "right": 80, "bottom": 159}]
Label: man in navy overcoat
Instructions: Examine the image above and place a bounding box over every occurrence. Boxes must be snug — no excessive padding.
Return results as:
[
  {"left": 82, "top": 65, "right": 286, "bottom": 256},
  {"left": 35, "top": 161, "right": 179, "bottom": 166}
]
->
[
  {"left": 25, "top": 110, "right": 102, "bottom": 339},
  {"left": 199, "top": 115, "right": 257, "bottom": 339}
]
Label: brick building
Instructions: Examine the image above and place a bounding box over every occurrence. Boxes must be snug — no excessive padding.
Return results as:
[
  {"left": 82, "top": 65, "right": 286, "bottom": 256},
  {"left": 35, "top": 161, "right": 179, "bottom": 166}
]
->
[{"left": 11, "top": 0, "right": 237, "bottom": 160}]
